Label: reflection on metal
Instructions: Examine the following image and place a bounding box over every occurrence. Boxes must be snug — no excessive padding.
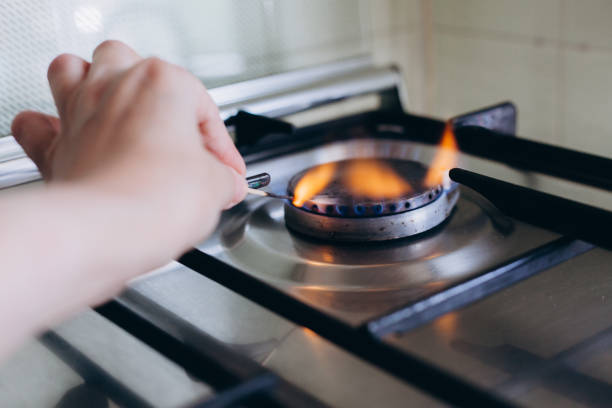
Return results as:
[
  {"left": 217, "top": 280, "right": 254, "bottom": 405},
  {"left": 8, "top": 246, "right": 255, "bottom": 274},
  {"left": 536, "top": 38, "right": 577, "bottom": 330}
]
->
[
  {"left": 382, "top": 248, "right": 612, "bottom": 406},
  {"left": 40, "top": 331, "right": 152, "bottom": 408},
  {"left": 101, "top": 290, "right": 327, "bottom": 407},
  {"left": 432, "top": 312, "right": 458, "bottom": 340},
  {"left": 261, "top": 327, "right": 443, "bottom": 407},
  {"left": 367, "top": 238, "right": 593, "bottom": 337},
  {"left": 492, "top": 322, "right": 612, "bottom": 402},
  {"left": 39, "top": 310, "right": 211, "bottom": 407},
  {"left": 455, "top": 339, "right": 612, "bottom": 407}
]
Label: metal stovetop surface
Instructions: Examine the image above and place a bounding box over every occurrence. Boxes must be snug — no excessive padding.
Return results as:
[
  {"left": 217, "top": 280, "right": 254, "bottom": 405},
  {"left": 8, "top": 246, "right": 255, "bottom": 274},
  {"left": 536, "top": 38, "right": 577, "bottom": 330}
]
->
[
  {"left": 2, "top": 135, "right": 607, "bottom": 408},
  {"left": 385, "top": 247, "right": 612, "bottom": 407},
  {"left": 199, "top": 138, "right": 559, "bottom": 325}
]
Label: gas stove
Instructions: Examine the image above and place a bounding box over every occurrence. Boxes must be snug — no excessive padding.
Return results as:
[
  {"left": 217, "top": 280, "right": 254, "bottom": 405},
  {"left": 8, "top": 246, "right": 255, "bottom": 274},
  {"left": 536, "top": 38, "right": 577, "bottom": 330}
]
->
[
  {"left": 203, "top": 137, "right": 565, "bottom": 329},
  {"left": 2, "top": 59, "right": 612, "bottom": 408}
]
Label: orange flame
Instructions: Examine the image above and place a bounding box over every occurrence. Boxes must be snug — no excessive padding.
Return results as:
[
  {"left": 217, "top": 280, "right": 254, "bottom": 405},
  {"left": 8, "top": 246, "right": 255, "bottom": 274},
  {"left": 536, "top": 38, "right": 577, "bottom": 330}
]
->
[
  {"left": 344, "top": 158, "right": 412, "bottom": 199},
  {"left": 292, "top": 159, "right": 415, "bottom": 206},
  {"left": 424, "top": 122, "right": 459, "bottom": 187},
  {"left": 292, "top": 162, "right": 337, "bottom": 206}
]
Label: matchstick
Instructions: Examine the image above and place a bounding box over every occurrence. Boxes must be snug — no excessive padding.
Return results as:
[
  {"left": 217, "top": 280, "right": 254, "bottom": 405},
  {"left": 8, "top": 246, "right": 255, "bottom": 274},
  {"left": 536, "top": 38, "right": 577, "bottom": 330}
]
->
[{"left": 246, "top": 188, "right": 293, "bottom": 200}]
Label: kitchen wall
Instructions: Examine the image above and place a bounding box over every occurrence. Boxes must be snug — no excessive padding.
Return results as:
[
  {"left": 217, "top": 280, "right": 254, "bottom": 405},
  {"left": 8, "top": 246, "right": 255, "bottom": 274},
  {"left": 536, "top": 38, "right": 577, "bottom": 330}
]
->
[
  {"left": 0, "top": 0, "right": 370, "bottom": 137},
  {"left": 367, "top": 0, "right": 612, "bottom": 158},
  {"left": 366, "top": 0, "right": 426, "bottom": 114},
  {"left": 2, "top": 0, "right": 611, "bottom": 158}
]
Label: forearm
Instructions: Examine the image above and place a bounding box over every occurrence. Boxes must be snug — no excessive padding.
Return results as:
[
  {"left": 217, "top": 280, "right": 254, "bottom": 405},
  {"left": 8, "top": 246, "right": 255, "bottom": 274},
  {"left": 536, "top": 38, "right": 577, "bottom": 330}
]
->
[{"left": 0, "top": 183, "right": 221, "bottom": 359}]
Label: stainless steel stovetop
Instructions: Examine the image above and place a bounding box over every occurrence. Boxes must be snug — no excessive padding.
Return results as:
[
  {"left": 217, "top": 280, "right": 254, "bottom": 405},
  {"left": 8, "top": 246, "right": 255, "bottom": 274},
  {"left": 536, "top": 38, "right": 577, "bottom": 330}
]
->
[
  {"left": 202, "top": 138, "right": 558, "bottom": 326},
  {"left": 1, "top": 59, "right": 611, "bottom": 408}
]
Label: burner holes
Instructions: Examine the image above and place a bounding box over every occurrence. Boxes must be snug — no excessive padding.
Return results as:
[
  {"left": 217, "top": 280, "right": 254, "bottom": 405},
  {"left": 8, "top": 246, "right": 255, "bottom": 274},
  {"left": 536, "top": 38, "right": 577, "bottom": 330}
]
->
[
  {"left": 325, "top": 205, "right": 334, "bottom": 214},
  {"left": 373, "top": 204, "right": 383, "bottom": 214},
  {"left": 337, "top": 205, "right": 349, "bottom": 216},
  {"left": 388, "top": 204, "right": 397, "bottom": 212},
  {"left": 311, "top": 204, "right": 319, "bottom": 212},
  {"left": 405, "top": 201, "right": 411, "bottom": 209},
  {"left": 354, "top": 205, "right": 365, "bottom": 215}
]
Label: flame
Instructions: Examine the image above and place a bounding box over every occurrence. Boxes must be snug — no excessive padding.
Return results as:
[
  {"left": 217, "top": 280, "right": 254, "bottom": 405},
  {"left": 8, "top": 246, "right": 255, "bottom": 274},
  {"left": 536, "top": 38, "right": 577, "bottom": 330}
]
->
[
  {"left": 424, "top": 122, "right": 459, "bottom": 187},
  {"left": 292, "top": 162, "right": 337, "bottom": 206},
  {"left": 292, "top": 159, "right": 414, "bottom": 206},
  {"left": 344, "top": 158, "right": 412, "bottom": 199}
]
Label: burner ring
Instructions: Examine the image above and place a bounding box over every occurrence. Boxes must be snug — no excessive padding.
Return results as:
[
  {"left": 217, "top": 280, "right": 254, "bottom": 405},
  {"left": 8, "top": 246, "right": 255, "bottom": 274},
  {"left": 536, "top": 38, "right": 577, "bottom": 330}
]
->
[
  {"left": 296, "top": 185, "right": 442, "bottom": 217},
  {"left": 284, "top": 187, "right": 459, "bottom": 241},
  {"left": 284, "top": 159, "right": 460, "bottom": 241}
]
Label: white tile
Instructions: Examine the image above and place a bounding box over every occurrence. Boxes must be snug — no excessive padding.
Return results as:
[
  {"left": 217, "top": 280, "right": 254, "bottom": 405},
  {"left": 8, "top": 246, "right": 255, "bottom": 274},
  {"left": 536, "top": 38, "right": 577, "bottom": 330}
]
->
[
  {"left": 562, "top": 48, "right": 612, "bottom": 157},
  {"left": 432, "top": 0, "right": 560, "bottom": 40},
  {"left": 371, "top": 31, "right": 426, "bottom": 112},
  {"left": 564, "top": 0, "right": 612, "bottom": 49},
  {"left": 431, "top": 33, "right": 558, "bottom": 143},
  {"left": 368, "top": 0, "right": 421, "bottom": 35},
  {"left": 273, "top": 0, "right": 366, "bottom": 52},
  {"left": 280, "top": 40, "right": 369, "bottom": 71}
]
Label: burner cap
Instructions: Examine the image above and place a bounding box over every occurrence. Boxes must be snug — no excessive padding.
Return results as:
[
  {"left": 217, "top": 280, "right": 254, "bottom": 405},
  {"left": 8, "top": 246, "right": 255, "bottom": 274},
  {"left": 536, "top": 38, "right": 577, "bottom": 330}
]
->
[{"left": 284, "top": 158, "right": 459, "bottom": 241}]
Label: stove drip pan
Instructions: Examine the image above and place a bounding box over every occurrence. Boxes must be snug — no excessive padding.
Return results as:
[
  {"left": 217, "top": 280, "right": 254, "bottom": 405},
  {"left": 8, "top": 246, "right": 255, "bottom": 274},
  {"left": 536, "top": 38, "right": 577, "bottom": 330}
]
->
[{"left": 284, "top": 159, "right": 459, "bottom": 241}]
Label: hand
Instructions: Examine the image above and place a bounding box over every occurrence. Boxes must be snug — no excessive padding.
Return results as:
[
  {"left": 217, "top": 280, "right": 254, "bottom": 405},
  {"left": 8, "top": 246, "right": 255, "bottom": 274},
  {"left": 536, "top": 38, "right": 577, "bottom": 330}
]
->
[{"left": 11, "top": 40, "right": 246, "bottom": 270}]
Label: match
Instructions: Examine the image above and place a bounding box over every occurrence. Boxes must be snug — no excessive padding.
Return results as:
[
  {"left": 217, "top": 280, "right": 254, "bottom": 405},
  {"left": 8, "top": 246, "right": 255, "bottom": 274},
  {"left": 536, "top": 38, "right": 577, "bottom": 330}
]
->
[{"left": 246, "top": 188, "right": 293, "bottom": 200}]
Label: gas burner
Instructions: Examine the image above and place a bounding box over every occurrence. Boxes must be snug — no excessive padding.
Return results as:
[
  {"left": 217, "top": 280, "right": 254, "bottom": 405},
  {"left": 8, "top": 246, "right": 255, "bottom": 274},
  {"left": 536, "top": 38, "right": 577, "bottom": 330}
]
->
[{"left": 284, "top": 159, "right": 460, "bottom": 241}]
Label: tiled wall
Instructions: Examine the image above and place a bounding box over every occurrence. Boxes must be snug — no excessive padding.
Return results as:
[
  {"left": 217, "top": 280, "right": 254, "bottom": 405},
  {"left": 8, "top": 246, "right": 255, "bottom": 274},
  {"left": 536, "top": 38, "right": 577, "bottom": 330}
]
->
[
  {"left": 3, "top": 0, "right": 611, "bottom": 158},
  {"left": 367, "top": 0, "right": 426, "bottom": 113},
  {"left": 368, "top": 0, "right": 612, "bottom": 157}
]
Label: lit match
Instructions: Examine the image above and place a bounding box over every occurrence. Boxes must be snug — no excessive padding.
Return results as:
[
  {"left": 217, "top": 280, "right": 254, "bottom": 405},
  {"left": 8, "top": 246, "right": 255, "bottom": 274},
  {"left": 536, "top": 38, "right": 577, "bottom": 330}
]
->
[{"left": 246, "top": 172, "right": 293, "bottom": 200}]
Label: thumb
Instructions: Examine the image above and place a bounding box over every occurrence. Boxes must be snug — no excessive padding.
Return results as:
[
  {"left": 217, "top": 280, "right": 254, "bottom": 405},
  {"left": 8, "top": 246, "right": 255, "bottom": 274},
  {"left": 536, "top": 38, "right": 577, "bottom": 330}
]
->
[
  {"left": 225, "top": 168, "right": 247, "bottom": 209},
  {"left": 11, "top": 111, "right": 60, "bottom": 179}
]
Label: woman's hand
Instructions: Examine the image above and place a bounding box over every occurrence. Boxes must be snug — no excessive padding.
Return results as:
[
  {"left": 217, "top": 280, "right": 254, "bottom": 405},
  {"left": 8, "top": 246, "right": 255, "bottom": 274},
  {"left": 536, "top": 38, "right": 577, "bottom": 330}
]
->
[
  {"left": 0, "top": 41, "right": 246, "bottom": 358},
  {"left": 11, "top": 40, "right": 246, "bottom": 267}
]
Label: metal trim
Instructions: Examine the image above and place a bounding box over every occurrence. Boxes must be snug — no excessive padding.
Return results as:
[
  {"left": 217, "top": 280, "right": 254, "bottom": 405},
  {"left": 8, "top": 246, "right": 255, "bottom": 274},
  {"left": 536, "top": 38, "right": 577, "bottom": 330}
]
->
[
  {"left": 0, "top": 136, "right": 25, "bottom": 163},
  {"left": 216, "top": 66, "right": 401, "bottom": 120},
  {"left": 0, "top": 155, "right": 39, "bottom": 189},
  {"left": 210, "top": 56, "right": 374, "bottom": 107}
]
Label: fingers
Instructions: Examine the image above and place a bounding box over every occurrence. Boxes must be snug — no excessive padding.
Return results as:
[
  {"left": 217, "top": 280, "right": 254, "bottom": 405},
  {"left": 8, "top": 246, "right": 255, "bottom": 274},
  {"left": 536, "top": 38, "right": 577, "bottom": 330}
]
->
[
  {"left": 47, "top": 42, "right": 140, "bottom": 119},
  {"left": 196, "top": 88, "right": 246, "bottom": 176},
  {"left": 47, "top": 54, "right": 90, "bottom": 118},
  {"left": 226, "top": 169, "right": 247, "bottom": 209},
  {"left": 11, "top": 111, "right": 61, "bottom": 179},
  {"left": 89, "top": 40, "right": 141, "bottom": 80},
  {"left": 194, "top": 82, "right": 246, "bottom": 206}
]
